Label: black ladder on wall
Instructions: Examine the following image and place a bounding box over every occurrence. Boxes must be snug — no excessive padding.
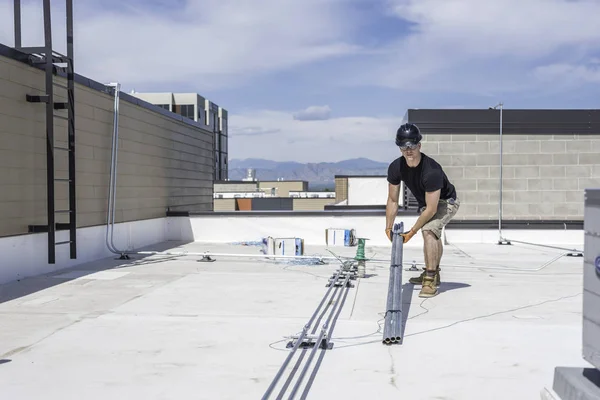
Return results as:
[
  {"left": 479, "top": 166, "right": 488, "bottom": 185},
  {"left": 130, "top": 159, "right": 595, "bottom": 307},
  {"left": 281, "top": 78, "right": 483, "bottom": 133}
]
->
[{"left": 15, "top": 0, "right": 77, "bottom": 264}]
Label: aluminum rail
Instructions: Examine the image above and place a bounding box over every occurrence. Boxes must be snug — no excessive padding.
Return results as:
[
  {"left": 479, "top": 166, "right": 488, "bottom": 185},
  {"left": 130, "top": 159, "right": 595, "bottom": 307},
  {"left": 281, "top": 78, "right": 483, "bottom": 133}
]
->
[
  {"left": 262, "top": 264, "right": 355, "bottom": 399},
  {"left": 383, "top": 221, "right": 404, "bottom": 344},
  {"left": 497, "top": 238, "right": 583, "bottom": 254},
  {"left": 136, "top": 250, "right": 338, "bottom": 261},
  {"left": 132, "top": 248, "right": 573, "bottom": 272},
  {"left": 261, "top": 270, "right": 342, "bottom": 399},
  {"left": 288, "top": 274, "right": 351, "bottom": 400},
  {"left": 275, "top": 263, "right": 355, "bottom": 398},
  {"left": 298, "top": 276, "right": 353, "bottom": 400}
]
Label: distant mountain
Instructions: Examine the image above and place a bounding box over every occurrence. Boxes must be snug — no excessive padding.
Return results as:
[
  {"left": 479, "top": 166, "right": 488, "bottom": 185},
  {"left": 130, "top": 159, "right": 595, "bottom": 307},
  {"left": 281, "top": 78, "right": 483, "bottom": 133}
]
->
[
  {"left": 227, "top": 158, "right": 389, "bottom": 188},
  {"left": 228, "top": 158, "right": 304, "bottom": 171}
]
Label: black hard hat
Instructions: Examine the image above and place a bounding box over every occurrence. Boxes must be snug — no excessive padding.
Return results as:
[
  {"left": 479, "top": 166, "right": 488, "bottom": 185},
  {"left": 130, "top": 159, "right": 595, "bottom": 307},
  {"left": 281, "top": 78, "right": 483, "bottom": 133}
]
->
[{"left": 395, "top": 123, "right": 422, "bottom": 146}]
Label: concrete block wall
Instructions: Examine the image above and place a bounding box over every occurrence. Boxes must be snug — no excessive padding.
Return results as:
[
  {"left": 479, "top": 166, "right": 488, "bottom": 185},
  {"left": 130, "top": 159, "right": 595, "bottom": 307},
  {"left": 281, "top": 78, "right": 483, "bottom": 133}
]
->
[
  {"left": 0, "top": 54, "right": 214, "bottom": 237},
  {"left": 420, "top": 133, "right": 600, "bottom": 220},
  {"left": 213, "top": 198, "right": 236, "bottom": 211},
  {"left": 335, "top": 177, "right": 348, "bottom": 203}
]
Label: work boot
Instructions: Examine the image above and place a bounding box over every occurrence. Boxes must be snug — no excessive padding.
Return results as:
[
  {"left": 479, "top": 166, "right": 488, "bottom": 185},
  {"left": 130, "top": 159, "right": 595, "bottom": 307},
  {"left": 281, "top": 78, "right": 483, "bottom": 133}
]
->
[
  {"left": 419, "top": 274, "right": 439, "bottom": 298},
  {"left": 409, "top": 267, "right": 440, "bottom": 286}
]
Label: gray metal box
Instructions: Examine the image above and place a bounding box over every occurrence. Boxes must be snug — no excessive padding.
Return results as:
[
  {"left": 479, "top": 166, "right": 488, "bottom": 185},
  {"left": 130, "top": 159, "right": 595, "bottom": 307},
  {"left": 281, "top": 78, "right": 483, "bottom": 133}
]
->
[{"left": 583, "top": 188, "right": 600, "bottom": 370}]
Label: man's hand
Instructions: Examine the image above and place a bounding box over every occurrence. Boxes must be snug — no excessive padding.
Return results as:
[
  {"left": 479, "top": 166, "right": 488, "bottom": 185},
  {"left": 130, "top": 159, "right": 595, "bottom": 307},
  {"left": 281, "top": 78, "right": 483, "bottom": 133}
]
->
[
  {"left": 400, "top": 229, "right": 416, "bottom": 243},
  {"left": 387, "top": 228, "right": 416, "bottom": 243}
]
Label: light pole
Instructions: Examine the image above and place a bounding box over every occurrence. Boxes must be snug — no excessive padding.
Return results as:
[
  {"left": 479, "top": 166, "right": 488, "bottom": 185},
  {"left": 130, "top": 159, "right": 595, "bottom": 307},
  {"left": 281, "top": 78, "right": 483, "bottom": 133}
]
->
[{"left": 489, "top": 102, "right": 510, "bottom": 245}]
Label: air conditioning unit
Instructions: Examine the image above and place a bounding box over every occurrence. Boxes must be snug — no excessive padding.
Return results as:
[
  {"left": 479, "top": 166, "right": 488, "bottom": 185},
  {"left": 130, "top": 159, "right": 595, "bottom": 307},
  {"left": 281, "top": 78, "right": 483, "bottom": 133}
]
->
[
  {"left": 583, "top": 188, "right": 600, "bottom": 370},
  {"left": 325, "top": 228, "right": 357, "bottom": 247}
]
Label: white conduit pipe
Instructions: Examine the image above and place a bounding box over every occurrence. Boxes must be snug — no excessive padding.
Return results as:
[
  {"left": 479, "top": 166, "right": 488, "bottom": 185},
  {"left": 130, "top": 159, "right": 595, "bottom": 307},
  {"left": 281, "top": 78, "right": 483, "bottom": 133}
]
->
[
  {"left": 132, "top": 250, "right": 573, "bottom": 272},
  {"left": 496, "top": 238, "right": 583, "bottom": 254},
  {"left": 104, "top": 82, "right": 128, "bottom": 257},
  {"left": 395, "top": 252, "right": 570, "bottom": 272},
  {"left": 136, "top": 250, "right": 339, "bottom": 261}
]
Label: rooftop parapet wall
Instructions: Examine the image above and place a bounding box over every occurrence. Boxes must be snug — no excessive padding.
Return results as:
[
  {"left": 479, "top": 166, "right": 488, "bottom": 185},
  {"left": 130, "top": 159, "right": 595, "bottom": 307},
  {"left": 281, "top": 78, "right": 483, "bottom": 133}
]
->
[
  {"left": 167, "top": 213, "right": 583, "bottom": 248},
  {"left": 0, "top": 47, "right": 215, "bottom": 238}
]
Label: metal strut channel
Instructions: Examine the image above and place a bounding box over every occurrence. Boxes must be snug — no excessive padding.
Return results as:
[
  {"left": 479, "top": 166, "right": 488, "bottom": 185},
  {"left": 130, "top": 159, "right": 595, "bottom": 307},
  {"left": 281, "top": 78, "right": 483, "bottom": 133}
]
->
[
  {"left": 262, "top": 263, "right": 357, "bottom": 399},
  {"left": 19, "top": 0, "right": 77, "bottom": 264},
  {"left": 382, "top": 221, "right": 404, "bottom": 344}
]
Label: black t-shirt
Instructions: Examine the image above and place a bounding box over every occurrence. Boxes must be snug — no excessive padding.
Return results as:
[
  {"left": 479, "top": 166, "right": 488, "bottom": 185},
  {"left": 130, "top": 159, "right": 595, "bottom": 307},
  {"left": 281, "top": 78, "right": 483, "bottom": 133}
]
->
[{"left": 387, "top": 153, "right": 456, "bottom": 209}]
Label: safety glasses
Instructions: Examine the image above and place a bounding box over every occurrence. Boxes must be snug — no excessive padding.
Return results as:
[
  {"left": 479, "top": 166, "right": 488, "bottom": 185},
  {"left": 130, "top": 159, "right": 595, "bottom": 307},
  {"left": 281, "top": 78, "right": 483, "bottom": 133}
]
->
[{"left": 399, "top": 141, "right": 419, "bottom": 150}]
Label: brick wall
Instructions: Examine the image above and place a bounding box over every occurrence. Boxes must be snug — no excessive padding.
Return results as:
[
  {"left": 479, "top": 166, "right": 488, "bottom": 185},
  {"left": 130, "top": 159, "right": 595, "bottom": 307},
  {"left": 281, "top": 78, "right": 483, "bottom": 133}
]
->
[
  {"left": 335, "top": 177, "right": 348, "bottom": 203},
  {"left": 420, "top": 133, "right": 600, "bottom": 220},
  {"left": 0, "top": 54, "right": 214, "bottom": 237}
]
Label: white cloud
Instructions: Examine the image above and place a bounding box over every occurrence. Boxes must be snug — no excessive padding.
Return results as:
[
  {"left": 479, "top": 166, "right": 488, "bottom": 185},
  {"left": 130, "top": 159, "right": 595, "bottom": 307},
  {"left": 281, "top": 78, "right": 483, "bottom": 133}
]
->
[
  {"left": 388, "top": 0, "right": 600, "bottom": 56},
  {"left": 228, "top": 109, "right": 404, "bottom": 162},
  {"left": 533, "top": 61, "right": 600, "bottom": 84},
  {"left": 342, "top": 0, "right": 600, "bottom": 94},
  {"left": 293, "top": 105, "right": 332, "bottom": 121},
  {"left": 0, "top": 0, "right": 362, "bottom": 90}
]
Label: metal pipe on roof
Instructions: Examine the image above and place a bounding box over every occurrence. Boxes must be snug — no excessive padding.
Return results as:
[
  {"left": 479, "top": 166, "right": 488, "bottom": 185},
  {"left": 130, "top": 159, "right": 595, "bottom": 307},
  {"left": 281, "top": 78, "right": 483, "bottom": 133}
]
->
[
  {"left": 288, "top": 274, "right": 350, "bottom": 400},
  {"left": 383, "top": 262, "right": 396, "bottom": 343},
  {"left": 364, "top": 252, "right": 577, "bottom": 272},
  {"left": 263, "top": 262, "right": 354, "bottom": 399},
  {"left": 104, "top": 82, "right": 128, "bottom": 258},
  {"left": 285, "top": 282, "right": 343, "bottom": 398},
  {"left": 497, "top": 102, "right": 505, "bottom": 244},
  {"left": 383, "top": 222, "right": 404, "bottom": 344},
  {"left": 135, "top": 250, "right": 338, "bottom": 261},
  {"left": 306, "top": 270, "right": 341, "bottom": 330},
  {"left": 391, "top": 277, "right": 402, "bottom": 342},
  {"left": 392, "top": 231, "right": 403, "bottom": 342},
  {"left": 382, "top": 265, "right": 395, "bottom": 344},
  {"left": 261, "top": 327, "right": 308, "bottom": 400},
  {"left": 132, "top": 249, "right": 573, "bottom": 273},
  {"left": 275, "top": 284, "right": 340, "bottom": 397},
  {"left": 496, "top": 239, "right": 582, "bottom": 254},
  {"left": 299, "top": 277, "right": 353, "bottom": 400},
  {"left": 287, "top": 329, "right": 326, "bottom": 400}
]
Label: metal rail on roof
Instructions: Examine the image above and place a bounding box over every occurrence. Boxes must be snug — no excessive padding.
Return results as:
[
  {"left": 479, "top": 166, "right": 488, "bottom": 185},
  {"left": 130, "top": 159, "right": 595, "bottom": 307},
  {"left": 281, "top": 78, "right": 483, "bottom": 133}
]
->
[
  {"left": 382, "top": 222, "right": 404, "bottom": 344},
  {"left": 261, "top": 257, "right": 357, "bottom": 399}
]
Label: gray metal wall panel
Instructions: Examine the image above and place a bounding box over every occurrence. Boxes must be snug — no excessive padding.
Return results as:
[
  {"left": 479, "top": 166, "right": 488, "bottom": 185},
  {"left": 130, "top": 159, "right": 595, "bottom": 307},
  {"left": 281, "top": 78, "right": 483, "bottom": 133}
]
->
[{"left": 406, "top": 109, "right": 600, "bottom": 134}]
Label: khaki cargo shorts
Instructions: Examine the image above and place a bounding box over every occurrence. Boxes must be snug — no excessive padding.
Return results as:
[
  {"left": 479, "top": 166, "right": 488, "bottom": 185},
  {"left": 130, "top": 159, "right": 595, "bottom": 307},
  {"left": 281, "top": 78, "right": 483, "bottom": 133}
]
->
[{"left": 419, "top": 198, "right": 460, "bottom": 239}]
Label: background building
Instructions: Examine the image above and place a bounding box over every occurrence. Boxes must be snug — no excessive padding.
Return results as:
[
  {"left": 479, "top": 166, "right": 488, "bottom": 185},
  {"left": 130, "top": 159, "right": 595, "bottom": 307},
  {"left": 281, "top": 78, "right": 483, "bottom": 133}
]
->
[
  {"left": 129, "top": 91, "right": 229, "bottom": 181},
  {"left": 213, "top": 174, "right": 335, "bottom": 211}
]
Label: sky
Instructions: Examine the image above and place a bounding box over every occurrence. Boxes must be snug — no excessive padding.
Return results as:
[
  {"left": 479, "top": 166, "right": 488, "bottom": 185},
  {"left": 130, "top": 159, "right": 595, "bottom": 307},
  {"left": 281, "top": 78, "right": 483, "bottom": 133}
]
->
[{"left": 1, "top": 0, "right": 600, "bottom": 163}]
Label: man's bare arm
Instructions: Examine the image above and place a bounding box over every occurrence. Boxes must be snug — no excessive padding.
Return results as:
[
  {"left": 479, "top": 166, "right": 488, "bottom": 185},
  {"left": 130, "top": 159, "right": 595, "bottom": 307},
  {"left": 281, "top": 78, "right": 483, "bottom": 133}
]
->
[
  {"left": 386, "top": 183, "right": 400, "bottom": 230},
  {"left": 410, "top": 189, "right": 440, "bottom": 233}
]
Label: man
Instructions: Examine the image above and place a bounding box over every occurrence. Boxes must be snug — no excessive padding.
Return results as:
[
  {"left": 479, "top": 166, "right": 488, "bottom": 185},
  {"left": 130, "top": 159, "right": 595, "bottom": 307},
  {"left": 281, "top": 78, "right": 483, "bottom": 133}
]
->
[{"left": 385, "top": 123, "right": 460, "bottom": 298}]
